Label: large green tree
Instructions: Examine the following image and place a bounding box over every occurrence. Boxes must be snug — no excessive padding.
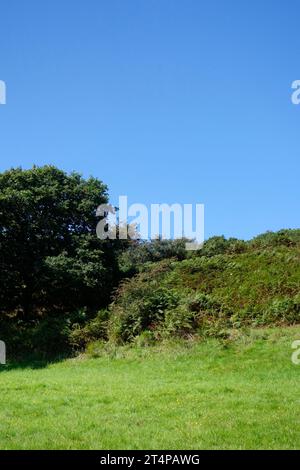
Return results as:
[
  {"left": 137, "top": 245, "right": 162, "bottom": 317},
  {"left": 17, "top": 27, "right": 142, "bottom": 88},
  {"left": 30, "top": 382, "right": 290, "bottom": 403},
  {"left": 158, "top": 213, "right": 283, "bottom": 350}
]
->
[{"left": 0, "top": 165, "right": 119, "bottom": 320}]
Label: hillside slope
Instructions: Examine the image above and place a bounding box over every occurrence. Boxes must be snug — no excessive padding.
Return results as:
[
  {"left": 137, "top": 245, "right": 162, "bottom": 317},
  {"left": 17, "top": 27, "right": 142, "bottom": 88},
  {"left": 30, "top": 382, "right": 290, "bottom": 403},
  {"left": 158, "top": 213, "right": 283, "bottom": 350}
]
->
[{"left": 107, "top": 230, "right": 300, "bottom": 343}]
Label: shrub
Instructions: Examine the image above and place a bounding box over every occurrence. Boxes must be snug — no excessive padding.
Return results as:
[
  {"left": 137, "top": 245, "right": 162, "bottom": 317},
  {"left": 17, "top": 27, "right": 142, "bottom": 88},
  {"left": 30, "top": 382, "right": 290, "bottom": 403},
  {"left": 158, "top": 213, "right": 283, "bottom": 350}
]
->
[
  {"left": 118, "top": 238, "right": 188, "bottom": 275},
  {"left": 262, "top": 296, "right": 300, "bottom": 324},
  {"left": 108, "top": 267, "right": 181, "bottom": 343},
  {"left": 250, "top": 229, "right": 300, "bottom": 249},
  {"left": 30, "top": 316, "right": 73, "bottom": 357},
  {"left": 70, "top": 309, "right": 109, "bottom": 350},
  {"left": 110, "top": 287, "right": 181, "bottom": 343},
  {"left": 198, "top": 236, "right": 248, "bottom": 257},
  {"left": 133, "top": 330, "right": 156, "bottom": 347},
  {"left": 200, "top": 236, "right": 229, "bottom": 257}
]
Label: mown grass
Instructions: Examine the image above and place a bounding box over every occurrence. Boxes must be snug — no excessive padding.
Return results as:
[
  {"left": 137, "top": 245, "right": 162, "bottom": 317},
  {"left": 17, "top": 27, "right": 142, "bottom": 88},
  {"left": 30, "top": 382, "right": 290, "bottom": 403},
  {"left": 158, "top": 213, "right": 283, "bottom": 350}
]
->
[{"left": 0, "top": 326, "right": 300, "bottom": 450}]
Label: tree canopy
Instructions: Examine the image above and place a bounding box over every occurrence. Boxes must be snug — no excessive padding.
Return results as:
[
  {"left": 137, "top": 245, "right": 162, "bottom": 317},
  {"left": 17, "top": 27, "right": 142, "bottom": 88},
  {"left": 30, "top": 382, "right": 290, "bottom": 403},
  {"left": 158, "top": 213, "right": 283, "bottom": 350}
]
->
[{"left": 0, "top": 166, "right": 117, "bottom": 319}]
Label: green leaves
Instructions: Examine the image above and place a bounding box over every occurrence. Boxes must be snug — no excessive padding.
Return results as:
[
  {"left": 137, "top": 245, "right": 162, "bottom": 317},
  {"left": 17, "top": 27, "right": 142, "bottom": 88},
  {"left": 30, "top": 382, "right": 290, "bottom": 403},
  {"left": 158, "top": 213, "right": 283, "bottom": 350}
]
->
[{"left": 0, "top": 166, "right": 117, "bottom": 354}]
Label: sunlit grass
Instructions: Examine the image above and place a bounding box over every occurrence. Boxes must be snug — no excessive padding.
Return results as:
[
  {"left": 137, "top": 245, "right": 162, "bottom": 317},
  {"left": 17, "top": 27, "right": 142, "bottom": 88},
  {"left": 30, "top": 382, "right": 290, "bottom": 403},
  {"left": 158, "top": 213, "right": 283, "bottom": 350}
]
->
[{"left": 0, "top": 326, "right": 299, "bottom": 449}]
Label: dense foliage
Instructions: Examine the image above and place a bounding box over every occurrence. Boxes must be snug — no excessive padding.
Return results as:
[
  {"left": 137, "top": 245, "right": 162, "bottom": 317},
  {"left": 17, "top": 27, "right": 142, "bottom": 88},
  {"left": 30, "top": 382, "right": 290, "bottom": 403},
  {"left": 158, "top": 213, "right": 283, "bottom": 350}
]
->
[
  {"left": 0, "top": 166, "right": 125, "bottom": 356},
  {"left": 107, "top": 229, "right": 300, "bottom": 343},
  {"left": 0, "top": 166, "right": 299, "bottom": 358}
]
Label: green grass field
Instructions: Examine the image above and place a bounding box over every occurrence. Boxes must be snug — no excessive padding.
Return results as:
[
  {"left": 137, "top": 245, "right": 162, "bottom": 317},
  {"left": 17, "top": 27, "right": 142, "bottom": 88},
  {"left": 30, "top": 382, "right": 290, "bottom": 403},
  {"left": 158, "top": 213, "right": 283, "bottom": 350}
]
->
[{"left": 0, "top": 327, "right": 300, "bottom": 450}]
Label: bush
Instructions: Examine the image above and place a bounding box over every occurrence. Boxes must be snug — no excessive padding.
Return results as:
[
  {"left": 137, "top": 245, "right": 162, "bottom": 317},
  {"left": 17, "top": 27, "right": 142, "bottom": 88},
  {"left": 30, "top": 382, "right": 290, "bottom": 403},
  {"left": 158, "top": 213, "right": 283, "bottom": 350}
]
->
[
  {"left": 162, "top": 304, "right": 196, "bottom": 337},
  {"left": 70, "top": 309, "right": 109, "bottom": 349},
  {"left": 108, "top": 263, "right": 181, "bottom": 343},
  {"left": 200, "top": 236, "right": 229, "bottom": 257},
  {"left": 133, "top": 330, "right": 156, "bottom": 347},
  {"left": 30, "top": 316, "right": 73, "bottom": 357},
  {"left": 250, "top": 229, "right": 300, "bottom": 249},
  {"left": 118, "top": 238, "right": 188, "bottom": 275},
  {"left": 199, "top": 236, "right": 248, "bottom": 257},
  {"left": 262, "top": 296, "right": 300, "bottom": 324},
  {"left": 109, "top": 287, "right": 181, "bottom": 343}
]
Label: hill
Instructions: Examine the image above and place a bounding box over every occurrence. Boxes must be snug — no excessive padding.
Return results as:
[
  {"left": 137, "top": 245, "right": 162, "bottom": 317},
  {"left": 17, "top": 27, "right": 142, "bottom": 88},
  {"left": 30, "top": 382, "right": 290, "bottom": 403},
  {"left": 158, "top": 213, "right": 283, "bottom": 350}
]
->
[{"left": 103, "top": 230, "right": 300, "bottom": 345}]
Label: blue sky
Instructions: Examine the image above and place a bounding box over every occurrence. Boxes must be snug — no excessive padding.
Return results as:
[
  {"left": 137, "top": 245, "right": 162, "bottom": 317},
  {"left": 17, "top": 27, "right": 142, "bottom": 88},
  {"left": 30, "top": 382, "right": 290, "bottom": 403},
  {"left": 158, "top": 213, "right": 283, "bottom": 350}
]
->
[{"left": 0, "top": 0, "right": 299, "bottom": 239}]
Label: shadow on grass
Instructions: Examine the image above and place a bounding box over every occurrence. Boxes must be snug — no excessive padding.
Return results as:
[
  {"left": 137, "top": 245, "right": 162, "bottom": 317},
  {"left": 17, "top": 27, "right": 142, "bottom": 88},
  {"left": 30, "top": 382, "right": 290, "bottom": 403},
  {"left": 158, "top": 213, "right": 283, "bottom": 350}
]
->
[{"left": 0, "top": 354, "right": 73, "bottom": 372}]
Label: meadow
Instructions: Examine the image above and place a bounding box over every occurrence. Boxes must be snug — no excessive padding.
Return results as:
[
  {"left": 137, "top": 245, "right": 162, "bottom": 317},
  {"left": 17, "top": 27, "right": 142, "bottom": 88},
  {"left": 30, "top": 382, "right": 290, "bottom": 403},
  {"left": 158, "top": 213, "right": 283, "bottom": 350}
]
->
[{"left": 0, "top": 326, "right": 299, "bottom": 450}]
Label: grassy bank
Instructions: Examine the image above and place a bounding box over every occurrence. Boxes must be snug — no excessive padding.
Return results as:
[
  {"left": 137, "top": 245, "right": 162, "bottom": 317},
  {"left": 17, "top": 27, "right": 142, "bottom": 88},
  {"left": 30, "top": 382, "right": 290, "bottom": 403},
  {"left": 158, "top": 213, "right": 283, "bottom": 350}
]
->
[
  {"left": 107, "top": 236, "right": 300, "bottom": 344},
  {"left": 0, "top": 326, "right": 300, "bottom": 449}
]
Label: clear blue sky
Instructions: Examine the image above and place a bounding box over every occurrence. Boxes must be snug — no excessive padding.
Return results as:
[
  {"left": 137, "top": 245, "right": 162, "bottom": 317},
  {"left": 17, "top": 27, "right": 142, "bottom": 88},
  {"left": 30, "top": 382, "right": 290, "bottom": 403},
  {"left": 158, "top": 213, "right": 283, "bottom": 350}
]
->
[{"left": 0, "top": 0, "right": 299, "bottom": 239}]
